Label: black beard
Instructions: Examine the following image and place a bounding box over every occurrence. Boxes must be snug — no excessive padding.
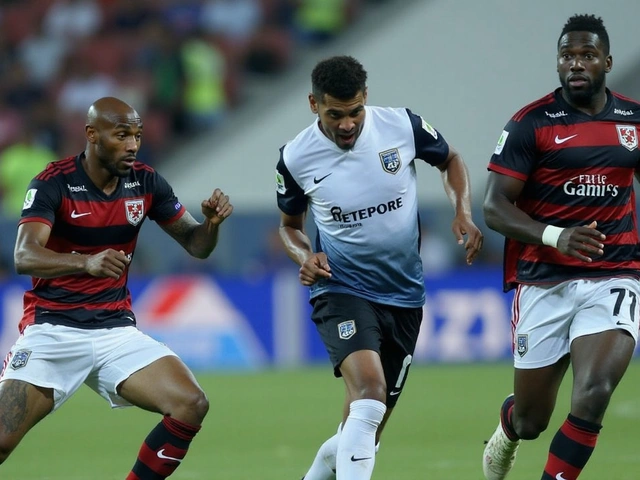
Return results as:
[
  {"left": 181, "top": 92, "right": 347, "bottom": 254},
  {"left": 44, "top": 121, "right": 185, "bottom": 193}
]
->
[{"left": 559, "top": 71, "right": 606, "bottom": 106}]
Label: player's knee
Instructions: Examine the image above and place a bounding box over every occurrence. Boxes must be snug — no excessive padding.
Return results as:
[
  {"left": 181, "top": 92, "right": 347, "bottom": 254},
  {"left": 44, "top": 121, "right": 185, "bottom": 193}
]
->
[
  {"left": 353, "top": 381, "right": 387, "bottom": 404},
  {"left": 172, "top": 388, "right": 209, "bottom": 424},
  {"left": 0, "top": 436, "right": 19, "bottom": 464},
  {"left": 513, "top": 414, "right": 549, "bottom": 440},
  {"left": 574, "top": 382, "right": 614, "bottom": 419}
]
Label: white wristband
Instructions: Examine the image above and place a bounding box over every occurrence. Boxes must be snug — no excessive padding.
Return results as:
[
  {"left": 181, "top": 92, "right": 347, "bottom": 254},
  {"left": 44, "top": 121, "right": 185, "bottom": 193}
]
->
[{"left": 541, "top": 225, "right": 564, "bottom": 248}]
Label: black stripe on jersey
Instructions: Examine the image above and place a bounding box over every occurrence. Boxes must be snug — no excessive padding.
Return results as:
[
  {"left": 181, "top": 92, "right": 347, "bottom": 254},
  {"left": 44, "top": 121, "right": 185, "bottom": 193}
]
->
[
  {"left": 34, "top": 285, "right": 128, "bottom": 304},
  {"left": 53, "top": 222, "right": 139, "bottom": 247},
  {"left": 516, "top": 260, "right": 640, "bottom": 284},
  {"left": 34, "top": 306, "right": 135, "bottom": 329}
]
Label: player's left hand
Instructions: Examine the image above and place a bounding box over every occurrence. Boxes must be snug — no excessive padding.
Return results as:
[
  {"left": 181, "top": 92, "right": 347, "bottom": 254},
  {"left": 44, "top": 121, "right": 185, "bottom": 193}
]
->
[
  {"left": 202, "top": 188, "right": 233, "bottom": 226},
  {"left": 452, "top": 216, "right": 483, "bottom": 265}
]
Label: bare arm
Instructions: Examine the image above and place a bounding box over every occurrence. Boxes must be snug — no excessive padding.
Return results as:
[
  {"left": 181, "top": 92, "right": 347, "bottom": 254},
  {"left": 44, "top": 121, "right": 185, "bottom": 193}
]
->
[
  {"left": 160, "top": 188, "right": 233, "bottom": 259},
  {"left": 436, "top": 146, "right": 483, "bottom": 264},
  {"left": 483, "top": 171, "right": 605, "bottom": 262},
  {"left": 14, "top": 222, "right": 130, "bottom": 279},
  {"left": 279, "top": 210, "right": 331, "bottom": 286}
]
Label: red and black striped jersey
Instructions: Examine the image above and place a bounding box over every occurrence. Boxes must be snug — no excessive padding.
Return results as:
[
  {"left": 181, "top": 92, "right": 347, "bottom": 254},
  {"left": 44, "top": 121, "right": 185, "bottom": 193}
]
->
[
  {"left": 488, "top": 88, "right": 640, "bottom": 291},
  {"left": 17, "top": 153, "right": 186, "bottom": 331}
]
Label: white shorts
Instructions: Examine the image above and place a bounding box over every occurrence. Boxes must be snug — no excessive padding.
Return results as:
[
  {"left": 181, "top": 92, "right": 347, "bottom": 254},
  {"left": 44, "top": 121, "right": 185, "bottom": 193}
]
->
[
  {"left": 0, "top": 324, "right": 177, "bottom": 411},
  {"left": 512, "top": 277, "right": 640, "bottom": 369}
]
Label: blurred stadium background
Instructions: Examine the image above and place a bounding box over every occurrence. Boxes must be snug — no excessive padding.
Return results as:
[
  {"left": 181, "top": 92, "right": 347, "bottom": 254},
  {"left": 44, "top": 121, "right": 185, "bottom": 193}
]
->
[{"left": 0, "top": 0, "right": 640, "bottom": 478}]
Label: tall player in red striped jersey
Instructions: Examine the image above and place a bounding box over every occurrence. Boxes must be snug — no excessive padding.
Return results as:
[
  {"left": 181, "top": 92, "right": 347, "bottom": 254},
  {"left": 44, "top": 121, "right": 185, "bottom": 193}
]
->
[
  {"left": 482, "top": 14, "right": 640, "bottom": 480},
  {"left": 0, "top": 97, "right": 233, "bottom": 478}
]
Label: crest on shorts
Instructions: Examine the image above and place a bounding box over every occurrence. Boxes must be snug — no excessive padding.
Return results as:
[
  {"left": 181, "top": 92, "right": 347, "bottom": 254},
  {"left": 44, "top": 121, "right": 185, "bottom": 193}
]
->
[
  {"left": 616, "top": 125, "right": 638, "bottom": 151},
  {"left": 379, "top": 148, "right": 401, "bottom": 174},
  {"left": 338, "top": 320, "right": 356, "bottom": 340},
  {"left": 10, "top": 349, "right": 32, "bottom": 370},
  {"left": 124, "top": 199, "right": 145, "bottom": 226},
  {"left": 516, "top": 334, "right": 528, "bottom": 358}
]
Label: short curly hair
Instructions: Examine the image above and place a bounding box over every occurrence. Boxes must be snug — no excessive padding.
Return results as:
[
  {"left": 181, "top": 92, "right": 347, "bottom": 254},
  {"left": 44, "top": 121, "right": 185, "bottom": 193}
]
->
[
  {"left": 311, "top": 56, "right": 367, "bottom": 101},
  {"left": 558, "top": 14, "right": 609, "bottom": 55}
]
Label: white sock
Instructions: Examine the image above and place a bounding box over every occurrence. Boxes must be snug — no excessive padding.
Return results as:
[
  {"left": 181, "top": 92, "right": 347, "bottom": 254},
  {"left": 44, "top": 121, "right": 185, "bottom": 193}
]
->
[
  {"left": 335, "top": 399, "right": 386, "bottom": 480},
  {"left": 304, "top": 423, "right": 341, "bottom": 480}
]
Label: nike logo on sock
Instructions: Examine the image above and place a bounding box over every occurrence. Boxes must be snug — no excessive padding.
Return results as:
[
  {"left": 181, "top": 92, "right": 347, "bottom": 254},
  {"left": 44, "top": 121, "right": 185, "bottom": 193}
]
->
[{"left": 157, "top": 449, "right": 183, "bottom": 462}]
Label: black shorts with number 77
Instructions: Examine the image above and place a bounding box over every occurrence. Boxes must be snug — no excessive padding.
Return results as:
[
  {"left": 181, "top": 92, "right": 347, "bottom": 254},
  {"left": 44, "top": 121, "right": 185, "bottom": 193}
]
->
[{"left": 310, "top": 292, "right": 423, "bottom": 408}]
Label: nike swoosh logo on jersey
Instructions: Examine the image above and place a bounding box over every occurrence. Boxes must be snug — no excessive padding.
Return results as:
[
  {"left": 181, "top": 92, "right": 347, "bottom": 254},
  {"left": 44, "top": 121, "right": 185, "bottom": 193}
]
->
[
  {"left": 70, "top": 210, "right": 91, "bottom": 218},
  {"left": 554, "top": 134, "right": 578, "bottom": 144},
  {"left": 157, "top": 449, "right": 182, "bottom": 462},
  {"left": 389, "top": 390, "right": 401, "bottom": 396},
  {"left": 313, "top": 173, "right": 333, "bottom": 184},
  {"left": 555, "top": 473, "right": 567, "bottom": 480},
  {"left": 351, "top": 455, "right": 372, "bottom": 462}
]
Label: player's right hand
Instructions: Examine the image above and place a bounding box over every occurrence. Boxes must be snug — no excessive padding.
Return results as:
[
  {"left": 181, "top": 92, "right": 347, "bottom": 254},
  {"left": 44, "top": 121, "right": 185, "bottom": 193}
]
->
[
  {"left": 85, "top": 249, "right": 131, "bottom": 279},
  {"left": 299, "top": 252, "right": 332, "bottom": 286},
  {"left": 557, "top": 221, "right": 606, "bottom": 262}
]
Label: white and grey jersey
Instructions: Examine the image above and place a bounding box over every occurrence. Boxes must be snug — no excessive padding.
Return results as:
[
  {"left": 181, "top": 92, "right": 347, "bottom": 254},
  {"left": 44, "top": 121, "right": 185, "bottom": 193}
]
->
[{"left": 276, "top": 106, "right": 449, "bottom": 307}]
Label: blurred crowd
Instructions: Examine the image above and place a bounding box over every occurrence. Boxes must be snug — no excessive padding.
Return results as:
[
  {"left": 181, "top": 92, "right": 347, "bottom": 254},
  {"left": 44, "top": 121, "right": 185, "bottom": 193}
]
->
[{"left": 0, "top": 0, "right": 395, "bottom": 277}]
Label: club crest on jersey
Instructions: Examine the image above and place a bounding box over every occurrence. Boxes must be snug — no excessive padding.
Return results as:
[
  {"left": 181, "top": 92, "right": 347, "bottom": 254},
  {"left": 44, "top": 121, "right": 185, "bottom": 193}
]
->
[
  {"left": 516, "top": 334, "right": 528, "bottom": 358},
  {"left": 379, "top": 148, "right": 401, "bottom": 174},
  {"left": 125, "top": 199, "right": 145, "bottom": 226},
  {"left": 616, "top": 125, "right": 638, "bottom": 151},
  {"left": 338, "top": 320, "right": 356, "bottom": 340},
  {"left": 10, "top": 349, "right": 31, "bottom": 370}
]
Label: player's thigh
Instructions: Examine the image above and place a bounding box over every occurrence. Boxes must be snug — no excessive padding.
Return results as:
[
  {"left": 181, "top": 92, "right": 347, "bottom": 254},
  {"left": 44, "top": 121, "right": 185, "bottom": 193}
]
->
[
  {"left": 513, "top": 357, "right": 569, "bottom": 426},
  {"left": 117, "top": 355, "right": 206, "bottom": 418},
  {"left": 379, "top": 305, "right": 423, "bottom": 408},
  {"left": 0, "top": 380, "right": 53, "bottom": 449},
  {"left": 87, "top": 327, "right": 198, "bottom": 411},
  {"left": 0, "top": 324, "right": 94, "bottom": 412},
  {"left": 311, "top": 293, "right": 384, "bottom": 378}
]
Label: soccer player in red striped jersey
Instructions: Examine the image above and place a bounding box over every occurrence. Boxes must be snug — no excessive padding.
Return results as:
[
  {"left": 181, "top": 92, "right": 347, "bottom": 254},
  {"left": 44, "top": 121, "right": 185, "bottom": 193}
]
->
[
  {"left": 0, "top": 97, "right": 233, "bottom": 478},
  {"left": 482, "top": 14, "right": 640, "bottom": 480}
]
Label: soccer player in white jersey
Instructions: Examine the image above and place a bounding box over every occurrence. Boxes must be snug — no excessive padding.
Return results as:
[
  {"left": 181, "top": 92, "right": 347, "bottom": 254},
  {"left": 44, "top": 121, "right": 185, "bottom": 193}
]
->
[{"left": 275, "top": 55, "right": 484, "bottom": 480}]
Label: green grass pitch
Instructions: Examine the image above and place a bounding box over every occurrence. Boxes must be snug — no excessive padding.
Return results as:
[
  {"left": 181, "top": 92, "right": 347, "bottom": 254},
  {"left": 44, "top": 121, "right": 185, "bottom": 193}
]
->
[{"left": 2, "top": 361, "right": 639, "bottom": 479}]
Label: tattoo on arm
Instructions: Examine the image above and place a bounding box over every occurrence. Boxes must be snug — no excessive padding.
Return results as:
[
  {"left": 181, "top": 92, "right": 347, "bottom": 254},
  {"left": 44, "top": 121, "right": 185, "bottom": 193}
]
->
[{"left": 0, "top": 381, "right": 29, "bottom": 433}]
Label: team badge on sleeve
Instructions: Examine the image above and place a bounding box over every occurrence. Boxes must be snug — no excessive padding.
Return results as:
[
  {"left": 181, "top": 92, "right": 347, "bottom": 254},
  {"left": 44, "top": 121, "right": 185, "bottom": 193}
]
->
[
  {"left": 616, "top": 125, "right": 638, "bottom": 151},
  {"left": 276, "top": 171, "right": 286, "bottom": 194},
  {"left": 10, "top": 349, "right": 32, "bottom": 370},
  {"left": 421, "top": 117, "right": 438, "bottom": 139},
  {"left": 125, "top": 199, "right": 145, "bottom": 226},
  {"left": 494, "top": 130, "right": 509, "bottom": 155},
  {"left": 338, "top": 320, "right": 356, "bottom": 340},
  {"left": 379, "top": 148, "right": 401, "bottom": 174},
  {"left": 23, "top": 188, "right": 37, "bottom": 210},
  {"left": 516, "top": 334, "right": 528, "bottom": 357}
]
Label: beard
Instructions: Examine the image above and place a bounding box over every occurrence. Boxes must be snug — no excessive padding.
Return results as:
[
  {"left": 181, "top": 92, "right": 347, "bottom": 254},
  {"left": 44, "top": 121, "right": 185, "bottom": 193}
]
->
[{"left": 559, "top": 70, "right": 606, "bottom": 106}]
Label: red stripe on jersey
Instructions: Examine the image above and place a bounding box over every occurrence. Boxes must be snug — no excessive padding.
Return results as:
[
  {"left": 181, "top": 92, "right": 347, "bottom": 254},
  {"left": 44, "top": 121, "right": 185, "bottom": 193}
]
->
[
  {"left": 32, "top": 273, "right": 128, "bottom": 296},
  {"left": 488, "top": 163, "right": 528, "bottom": 181},
  {"left": 512, "top": 94, "right": 555, "bottom": 122},
  {"left": 517, "top": 198, "right": 633, "bottom": 223},
  {"left": 519, "top": 244, "right": 640, "bottom": 270},
  {"left": 536, "top": 122, "right": 633, "bottom": 150},
  {"left": 19, "top": 216, "right": 53, "bottom": 228},
  {"left": 60, "top": 193, "right": 154, "bottom": 228}
]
